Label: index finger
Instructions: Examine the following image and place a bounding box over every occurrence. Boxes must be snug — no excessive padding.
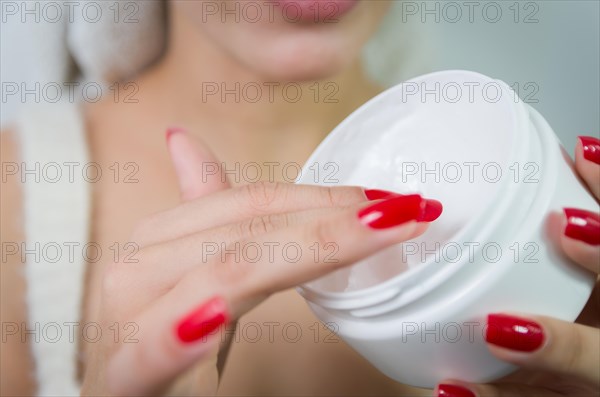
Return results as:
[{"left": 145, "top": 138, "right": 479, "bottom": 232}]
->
[
  {"left": 107, "top": 194, "right": 439, "bottom": 395},
  {"left": 132, "top": 182, "right": 370, "bottom": 246},
  {"left": 166, "top": 127, "right": 230, "bottom": 201}
]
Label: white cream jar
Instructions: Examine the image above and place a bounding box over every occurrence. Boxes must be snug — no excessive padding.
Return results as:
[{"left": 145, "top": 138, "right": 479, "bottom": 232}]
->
[{"left": 296, "top": 70, "right": 597, "bottom": 388}]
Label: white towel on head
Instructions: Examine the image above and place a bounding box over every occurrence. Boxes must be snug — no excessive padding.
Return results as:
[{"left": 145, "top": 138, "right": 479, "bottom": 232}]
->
[
  {"left": 67, "top": 0, "right": 166, "bottom": 83},
  {"left": 1, "top": 0, "right": 166, "bottom": 127}
]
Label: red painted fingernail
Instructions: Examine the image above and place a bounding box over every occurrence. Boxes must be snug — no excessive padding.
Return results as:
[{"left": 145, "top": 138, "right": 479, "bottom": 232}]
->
[
  {"left": 564, "top": 208, "right": 600, "bottom": 245},
  {"left": 485, "top": 314, "right": 544, "bottom": 352},
  {"left": 579, "top": 136, "right": 600, "bottom": 165},
  {"left": 437, "top": 384, "right": 476, "bottom": 397},
  {"left": 359, "top": 194, "right": 424, "bottom": 229},
  {"left": 166, "top": 127, "right": 186, "bottom": 142},
  {"left": 175, "top": 296, "right": 229, "bottom": 343},
  {"left": 364, "top": 189, "right": 398, "bottom": 200},
  {"left": 421, "top": 199, "right": 443, "bottom": 222},
  {"left": 363, "top": 190, "right": 443, "bottom": 223}
]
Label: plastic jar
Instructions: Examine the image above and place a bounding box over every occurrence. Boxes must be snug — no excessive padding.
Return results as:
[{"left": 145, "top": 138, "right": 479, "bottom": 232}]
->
[{"left": 296, "top": 70, "right": 597, "bottom": 388}]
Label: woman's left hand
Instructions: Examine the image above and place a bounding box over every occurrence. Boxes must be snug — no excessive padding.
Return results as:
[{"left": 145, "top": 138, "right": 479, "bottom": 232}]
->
[{"left": 435, "top": 136, "right": 600, "bottom": 397}]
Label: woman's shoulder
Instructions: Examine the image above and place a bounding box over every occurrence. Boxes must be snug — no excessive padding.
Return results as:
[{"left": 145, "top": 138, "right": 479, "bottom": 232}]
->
[
  {"left": 1, "top": 128, "right": 24, "bottom": 241},
  {"left": 1, "top": 128, "right": 23, "bottom": 244},
  {"left": 0, "top": 128, "right": 20, "bottom": 213},
  {"left": 0, "top": 128, "right": 36, "bottom": 396}
]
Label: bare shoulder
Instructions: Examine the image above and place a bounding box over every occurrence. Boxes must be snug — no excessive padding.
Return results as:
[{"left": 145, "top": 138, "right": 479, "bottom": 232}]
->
[
  {"left": 1, "top": 129, "right": 35, "bottom": 396},
  {"left": 2, "top": 129, "right": 23, "bottom": 227}
]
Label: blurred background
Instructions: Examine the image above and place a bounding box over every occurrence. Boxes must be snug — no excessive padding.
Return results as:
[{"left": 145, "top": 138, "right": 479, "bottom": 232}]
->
[
  {"left": 367, "top": 0, "right": 600, "bottom": 153},
  {"left": 2, "top": 0, "right": 599, "bottom": 152},
  {"left": 428, "top": 0, "right": 600, "bottom": 153}
]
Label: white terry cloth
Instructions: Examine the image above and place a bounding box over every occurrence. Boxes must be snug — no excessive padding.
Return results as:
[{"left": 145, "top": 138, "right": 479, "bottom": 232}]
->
[
  {"left": 1, "top": 1, "right": 167, "bottom": 126},
  {"left": 3, "top": 3, "right": 164, "bottom": 395},
  {"left": 16, "top": 102, "right": 91, "bottom": 397}
]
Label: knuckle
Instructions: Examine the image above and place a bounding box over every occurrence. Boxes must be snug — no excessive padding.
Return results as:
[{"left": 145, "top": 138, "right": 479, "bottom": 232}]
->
[
  {"left": 101, "top": 261, "right": 130, "bottom": 297},
  {"left": 208, "top": 244, "right": 254, "bottom": 287},
  {"left": 129, "top": 216, "right": 158, "bottom": 245},
  {"left": 320, "top": 186, "right": 363, "bottom": 207},
  {"left": 310, "top": 219, "right": 337, "bottom": 253},
  {"left": 239, "top": 216, "right": 271, "bottom": 237},
  {"left": 305, "top": 218, "right": 345, "bottom": 270},
  {"left": 323, "top": 186, "right": 337, "bottom": 207},
  {"left": 236, "top": 214, "right": 288, "bottom": 238},
  {"left": 101, "top": 247, "right": 151, "bottom": 297},
  {"left": 269, "top": 213, "right": 290, "bottom": 230},
  {"left": 239, "top": 181, "right": 282, "bottom": 211},
  {"left": 558, "top": 324, "right": 584, "bottom": 375}
]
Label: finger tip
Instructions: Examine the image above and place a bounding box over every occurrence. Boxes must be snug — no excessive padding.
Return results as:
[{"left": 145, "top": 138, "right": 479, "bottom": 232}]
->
[
  {"left": 436, "top": 382, "right": 477, "bottom": 397},
  {"left": 562, "top": 208, "right": 600, "bottom": 246},
  {"left": 166, "top": 127, "right": 187, "bottom": 143},
  {"left": 576, "top": 135, "right": 600, "bottom": 166},
  {"left": 421, "top": 199, "right": 443, "bottom": 222},
  {"left": 574, "top": 137, "right": 585, "bottom": 161}
]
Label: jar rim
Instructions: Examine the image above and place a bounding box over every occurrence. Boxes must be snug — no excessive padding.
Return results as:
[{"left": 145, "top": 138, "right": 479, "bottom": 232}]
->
[{"left": 298, "top": 70, "right": 552, "bottom": 312}]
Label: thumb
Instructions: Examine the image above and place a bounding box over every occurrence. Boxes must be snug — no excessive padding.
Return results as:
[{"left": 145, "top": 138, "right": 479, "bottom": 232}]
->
[{"left": 166, "top": 127, "right": 229, "bottom": 201}]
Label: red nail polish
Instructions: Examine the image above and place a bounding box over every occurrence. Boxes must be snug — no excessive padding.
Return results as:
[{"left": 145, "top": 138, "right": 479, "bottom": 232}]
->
[
  {"left": 564, "top": 208, "right": 600, "bottom": 245},
  {"left": 166, "top": 127, "right": 186, "bottom": 142},
  {"left": 485, "top": 314, "right": 544, "bottom": 352},
  {"left": 175, "top": 296, "right": 229, "bottom": 343},
  {"left": 358, "top": 194, "right": 423, "bottom": 229},
  {"left": 363, "top": 191, "right": 443, "bottom": 222},
  {"left": 421, "top": 199, "right": 443, "bottom": 222},
  {"left": 437, "top": 384, "right": 476, "bottom": 397},
  {"left": 364, "top": 189, "right": 398, "bottom": 200},
  {"left": 579, "top": 136, "right": 600, "bottom": 165}
]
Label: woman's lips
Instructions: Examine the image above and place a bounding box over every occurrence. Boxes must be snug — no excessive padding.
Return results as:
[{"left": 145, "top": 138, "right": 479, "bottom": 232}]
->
[{"left": 274, "top": 0, "right": 359, "bottom": 22}]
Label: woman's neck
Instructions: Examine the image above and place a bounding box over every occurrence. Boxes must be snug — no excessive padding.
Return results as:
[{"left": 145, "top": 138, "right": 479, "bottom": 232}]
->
[{"left": 132, "top": 6, "right": 382, "bottom": 166}]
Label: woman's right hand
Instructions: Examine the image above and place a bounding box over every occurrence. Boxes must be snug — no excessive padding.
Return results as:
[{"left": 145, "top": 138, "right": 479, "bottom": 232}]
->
[{"left": 81, "top": 128, "right": 442, "bottom": 396}]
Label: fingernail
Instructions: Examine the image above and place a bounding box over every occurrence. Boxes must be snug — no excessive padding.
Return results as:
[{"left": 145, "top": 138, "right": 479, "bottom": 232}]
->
[
  {"left": 579, "top": 136, "right": 600, "bottom": 165},
  {"left": 564, "top": 208, "right": 600, "bottom": 245},
  {"left": 363, "top": 190, "right": 443, "bottom": 223},
  {"left": 437, "top": 384, "right": 476, "bottom": 397},
  {"left": 485, "top": 314, "right": 544, "bottom": 352},
  {"left": 364, "top": 189, "right": 398, "bottom": 200},
  {"left": 359, "top": 194, "right": 423, "bottom": 229},
  {"left": 166, "top": 127, "right": 187, "bottom": 142},
  {"left": 175, "top": 296, "right": 229, "bottom": 343},
  {"left": 421, "top": 199, "right": 443, "bottom": 222}
]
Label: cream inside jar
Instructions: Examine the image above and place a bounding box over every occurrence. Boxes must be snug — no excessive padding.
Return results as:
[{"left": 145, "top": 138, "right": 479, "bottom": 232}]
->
[{"left": 302, "top": 70, "right": 524, "bottom": 293}]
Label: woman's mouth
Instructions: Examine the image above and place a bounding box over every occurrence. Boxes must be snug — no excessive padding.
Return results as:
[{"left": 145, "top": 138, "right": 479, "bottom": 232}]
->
[{"left": 274, "top": 0, "right": 360, "bottom": 23}]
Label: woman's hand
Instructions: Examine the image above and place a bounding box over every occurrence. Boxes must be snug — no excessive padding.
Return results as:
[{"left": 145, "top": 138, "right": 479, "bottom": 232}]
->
[
  {"left": 81, "top": 128, "right": 442, "bottom": 396},
  {"left": 435, "top": 136, "right": 600, "bottom": 397}
]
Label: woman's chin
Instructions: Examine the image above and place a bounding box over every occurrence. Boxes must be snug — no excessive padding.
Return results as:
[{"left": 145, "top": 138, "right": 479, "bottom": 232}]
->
[
  {"left": 258, "top": 57, "right": 349, "bottom": 83},
  {"left": 248, "top": 39, "right": 356, "bottom": 82}
]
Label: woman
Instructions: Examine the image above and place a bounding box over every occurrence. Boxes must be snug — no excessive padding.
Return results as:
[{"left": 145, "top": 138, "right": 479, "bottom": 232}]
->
[{"left": 1, "top": 1, "right": 598, "bottom": 396}]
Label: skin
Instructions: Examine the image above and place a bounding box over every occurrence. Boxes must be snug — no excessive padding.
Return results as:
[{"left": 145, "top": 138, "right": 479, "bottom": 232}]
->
[{"left": 0, "top": 1, "right": 598, "bottom": 396}]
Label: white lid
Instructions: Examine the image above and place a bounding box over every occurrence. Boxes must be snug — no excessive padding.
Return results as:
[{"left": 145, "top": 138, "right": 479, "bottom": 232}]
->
[{"left": 297, "top": 70, "right": 535, "bottom": 310}]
